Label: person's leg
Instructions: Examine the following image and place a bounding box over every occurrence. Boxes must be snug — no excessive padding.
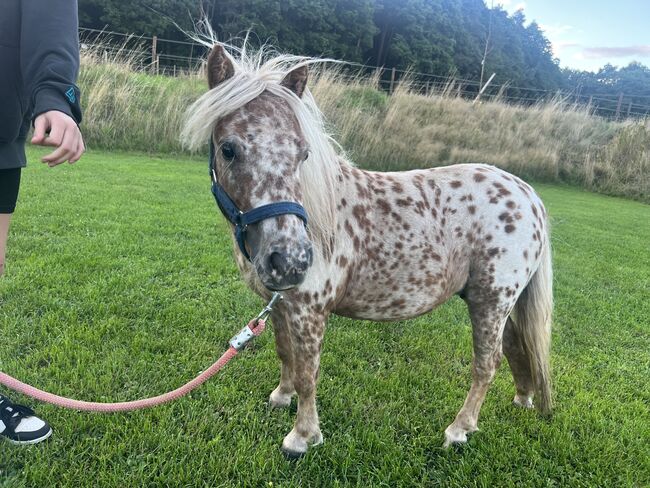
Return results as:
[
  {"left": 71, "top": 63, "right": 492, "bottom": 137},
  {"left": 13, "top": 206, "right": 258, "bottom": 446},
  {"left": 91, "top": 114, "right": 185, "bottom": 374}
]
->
[
  {"left": 0, "top": 168, "right": 52, "bottom": 444},
  {"left": 0, "top": 214, "right": 12, "bottom": 277},
  {"left": 0, "top": 167, "right": 22, "bottom": 276}
]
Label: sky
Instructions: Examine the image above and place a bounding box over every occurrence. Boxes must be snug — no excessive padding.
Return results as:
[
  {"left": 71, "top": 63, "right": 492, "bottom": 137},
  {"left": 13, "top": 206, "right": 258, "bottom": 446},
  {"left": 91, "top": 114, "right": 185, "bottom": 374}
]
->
[{"left": 494, "top": 0, "right": 650, "bottom": 72}]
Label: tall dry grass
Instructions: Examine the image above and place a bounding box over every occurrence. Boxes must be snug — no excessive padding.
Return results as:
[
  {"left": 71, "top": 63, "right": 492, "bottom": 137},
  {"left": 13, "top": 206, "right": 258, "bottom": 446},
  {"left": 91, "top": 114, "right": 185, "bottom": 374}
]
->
[
  {"left": 78, "top": 47, "right": 649, "bottom": 202},
  {"left": 79, "top": 45, "right": 205, "bottom": 154}
]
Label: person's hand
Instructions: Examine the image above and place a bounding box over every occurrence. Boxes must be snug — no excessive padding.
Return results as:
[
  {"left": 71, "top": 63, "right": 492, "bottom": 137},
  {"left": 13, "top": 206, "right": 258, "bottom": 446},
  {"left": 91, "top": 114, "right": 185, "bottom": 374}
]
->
[{"left": 31, "top": 110, "right": 85, "bottom": 167}]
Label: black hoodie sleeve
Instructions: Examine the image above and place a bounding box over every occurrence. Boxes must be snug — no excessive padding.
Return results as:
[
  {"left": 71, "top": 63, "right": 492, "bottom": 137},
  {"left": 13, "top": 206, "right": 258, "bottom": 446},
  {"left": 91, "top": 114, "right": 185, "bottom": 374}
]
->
[{"left": 20, "top": 0, "right": 82, "bottom": 125}]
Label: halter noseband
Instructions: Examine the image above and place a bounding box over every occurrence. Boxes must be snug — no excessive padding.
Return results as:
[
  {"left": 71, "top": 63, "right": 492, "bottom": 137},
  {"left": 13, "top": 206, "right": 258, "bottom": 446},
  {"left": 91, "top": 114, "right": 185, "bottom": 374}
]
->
[{"left": 209, "top": 140, "right": 308, "bottom": 261}]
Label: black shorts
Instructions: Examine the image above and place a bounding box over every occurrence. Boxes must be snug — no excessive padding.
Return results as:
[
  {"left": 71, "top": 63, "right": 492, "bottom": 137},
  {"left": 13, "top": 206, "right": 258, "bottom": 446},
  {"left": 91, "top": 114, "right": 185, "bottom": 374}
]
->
[{"left": 0, "top": 167, "right": 21, "bottom": 213}]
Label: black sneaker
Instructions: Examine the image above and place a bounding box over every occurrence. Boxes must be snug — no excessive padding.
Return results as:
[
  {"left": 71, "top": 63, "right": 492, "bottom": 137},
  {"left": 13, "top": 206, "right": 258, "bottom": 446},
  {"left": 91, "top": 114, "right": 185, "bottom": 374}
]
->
[{"left": 0, "top": 394, "right": 52, "bottom": 445}]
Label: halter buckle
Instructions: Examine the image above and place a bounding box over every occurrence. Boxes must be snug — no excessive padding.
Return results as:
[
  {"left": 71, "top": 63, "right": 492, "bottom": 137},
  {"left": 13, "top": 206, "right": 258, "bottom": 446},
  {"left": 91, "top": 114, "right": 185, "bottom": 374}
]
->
[{"left": 237, "top": 211, "right": 246, "bottom": 230}]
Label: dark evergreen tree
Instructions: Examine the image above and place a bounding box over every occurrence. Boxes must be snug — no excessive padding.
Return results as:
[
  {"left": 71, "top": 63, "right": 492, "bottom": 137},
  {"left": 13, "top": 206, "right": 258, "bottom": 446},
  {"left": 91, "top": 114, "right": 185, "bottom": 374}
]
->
[
  {"left": 77, "top": 0, "right": 648, "bottom": 102},
  {"left": 205, "top": 0, "right": 377, "bottom": 63},
  {"left": 79, "top": 0, "right": 200, "bottom": 39}
]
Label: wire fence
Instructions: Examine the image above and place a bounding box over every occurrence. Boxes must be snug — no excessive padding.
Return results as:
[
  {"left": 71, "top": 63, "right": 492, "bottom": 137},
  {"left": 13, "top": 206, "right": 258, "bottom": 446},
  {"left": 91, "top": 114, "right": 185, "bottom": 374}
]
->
[{"left": 79, "top": 27, "right": 650, "bottom": 120}]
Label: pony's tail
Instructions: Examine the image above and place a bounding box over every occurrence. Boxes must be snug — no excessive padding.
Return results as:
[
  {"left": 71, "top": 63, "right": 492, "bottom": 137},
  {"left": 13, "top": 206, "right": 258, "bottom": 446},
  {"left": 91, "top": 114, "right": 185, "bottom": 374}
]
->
[{"left": 513, "top": 226, "right": 553, "bottom": 415}]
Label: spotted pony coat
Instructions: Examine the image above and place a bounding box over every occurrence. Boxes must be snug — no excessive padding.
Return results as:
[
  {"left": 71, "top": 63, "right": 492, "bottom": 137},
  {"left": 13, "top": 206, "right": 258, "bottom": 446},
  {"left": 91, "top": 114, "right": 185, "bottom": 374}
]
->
[{"left": 191, "top": 45, "right": 553, "bottom": 456}]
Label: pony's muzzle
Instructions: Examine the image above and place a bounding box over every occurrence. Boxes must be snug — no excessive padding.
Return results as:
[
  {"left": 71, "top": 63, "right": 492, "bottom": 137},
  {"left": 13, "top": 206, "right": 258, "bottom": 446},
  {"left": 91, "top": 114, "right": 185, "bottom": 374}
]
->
[{"left": 262, "top": 243, "right": 313, "bottom": 290}]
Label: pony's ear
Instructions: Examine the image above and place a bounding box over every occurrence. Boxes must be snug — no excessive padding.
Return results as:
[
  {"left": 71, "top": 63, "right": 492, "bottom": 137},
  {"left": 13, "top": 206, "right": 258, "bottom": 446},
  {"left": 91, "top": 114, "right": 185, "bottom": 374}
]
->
[
  {"left": 207, "top": 45, "right": 234, "bottom": 89},
  {"left": 281, "top": 65, "right": 308, "bottom": 98}
]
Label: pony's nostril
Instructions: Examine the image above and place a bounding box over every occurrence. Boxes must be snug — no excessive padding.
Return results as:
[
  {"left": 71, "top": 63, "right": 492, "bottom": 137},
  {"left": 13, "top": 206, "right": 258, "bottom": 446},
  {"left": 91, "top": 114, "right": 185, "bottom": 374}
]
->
[
  {"left": 265, "top": 247, "right": 313, "bottom": 288},
  {"left": 268, "top": 252, "right": 287, "bottom": 275}
]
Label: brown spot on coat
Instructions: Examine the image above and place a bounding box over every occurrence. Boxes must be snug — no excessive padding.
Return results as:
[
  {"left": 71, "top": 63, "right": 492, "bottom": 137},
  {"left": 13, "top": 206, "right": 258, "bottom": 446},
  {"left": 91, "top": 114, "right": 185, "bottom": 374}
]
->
[
  {"left": 376, "top": 199, "right": 391, "bottom": 214},
  {"left": 344, "top": 220, "right": 355, "bottom": 238},
  {"left": 396, "top": 197, "right": 413, "bottom": 207}
]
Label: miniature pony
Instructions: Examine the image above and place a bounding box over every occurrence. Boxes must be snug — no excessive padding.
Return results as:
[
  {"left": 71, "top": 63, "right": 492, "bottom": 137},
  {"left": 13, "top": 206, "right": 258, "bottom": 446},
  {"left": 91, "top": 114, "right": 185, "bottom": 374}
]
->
[{"left": 183, "top": 44, "right": 552, "bottom": 457}]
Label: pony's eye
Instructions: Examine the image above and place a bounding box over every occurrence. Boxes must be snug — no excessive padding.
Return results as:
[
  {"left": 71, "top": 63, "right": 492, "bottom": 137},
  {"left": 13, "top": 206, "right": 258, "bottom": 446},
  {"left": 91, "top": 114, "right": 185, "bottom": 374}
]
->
[
  {"left": 303, "top": 150, "right": 310, "bottom": 162},
  {"left": 221, "top": 142, "right": 235, "bottom": 161}
]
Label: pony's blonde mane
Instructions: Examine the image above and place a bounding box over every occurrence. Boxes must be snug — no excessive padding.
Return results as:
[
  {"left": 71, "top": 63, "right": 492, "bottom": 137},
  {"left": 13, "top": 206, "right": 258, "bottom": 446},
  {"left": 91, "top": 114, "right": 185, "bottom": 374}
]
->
[{"left": 182, "top": 35, "right": 342, "bottom": 255}]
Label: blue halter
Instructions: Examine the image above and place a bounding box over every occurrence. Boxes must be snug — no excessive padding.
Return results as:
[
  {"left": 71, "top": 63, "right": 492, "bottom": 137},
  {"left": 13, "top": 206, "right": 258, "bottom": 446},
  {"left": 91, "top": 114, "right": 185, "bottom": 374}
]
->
[{"left": 209, "top": 140, "right": 308, "bottom": 261}]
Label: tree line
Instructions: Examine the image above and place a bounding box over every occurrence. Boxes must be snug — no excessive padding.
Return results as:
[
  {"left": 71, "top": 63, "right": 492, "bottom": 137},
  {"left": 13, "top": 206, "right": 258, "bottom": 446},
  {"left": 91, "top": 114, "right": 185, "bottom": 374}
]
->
[{"left": 78, "top": 0, "right": 650, "bottom": 112}]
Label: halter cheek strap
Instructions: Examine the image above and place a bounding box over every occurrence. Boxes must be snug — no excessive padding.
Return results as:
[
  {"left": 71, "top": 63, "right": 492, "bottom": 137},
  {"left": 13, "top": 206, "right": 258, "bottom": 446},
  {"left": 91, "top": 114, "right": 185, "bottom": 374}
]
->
[{"left": 209, "top": 140, "right": 308, "bottom": 261}]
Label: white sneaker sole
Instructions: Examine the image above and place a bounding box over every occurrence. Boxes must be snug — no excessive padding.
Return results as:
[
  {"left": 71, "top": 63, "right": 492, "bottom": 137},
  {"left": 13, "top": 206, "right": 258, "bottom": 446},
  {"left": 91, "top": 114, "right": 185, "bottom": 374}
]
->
[{"left": 4, "top": 427, "right": 52, "bottom": 445}]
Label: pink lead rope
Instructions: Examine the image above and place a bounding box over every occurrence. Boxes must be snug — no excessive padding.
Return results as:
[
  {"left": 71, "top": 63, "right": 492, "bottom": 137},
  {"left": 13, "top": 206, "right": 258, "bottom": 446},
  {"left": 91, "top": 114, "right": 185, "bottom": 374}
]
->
[{"left": 0, "top": 294, "right": 281, "bottom": 413}]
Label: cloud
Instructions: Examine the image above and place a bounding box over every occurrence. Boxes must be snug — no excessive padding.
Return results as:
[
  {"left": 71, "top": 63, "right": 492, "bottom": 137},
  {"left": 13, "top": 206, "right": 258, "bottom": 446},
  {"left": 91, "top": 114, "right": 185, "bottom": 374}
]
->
[
  {"left": 556, "top": 42, "right": 581, "bottom": 50},
  {"left": 582, "top": 46, "right": 650, "bottom": 59},
  {"left": 551, "top": 41, "right": 581, "bottom": 57},
  {"left": 539, "top": 23, "right": 574, "bottom": 38},
  {"left": 494, "top": 0, "right": 526, "bottom": 12},
  {"left": 537, "top": 23, "right": 576, "bottom": 58}
]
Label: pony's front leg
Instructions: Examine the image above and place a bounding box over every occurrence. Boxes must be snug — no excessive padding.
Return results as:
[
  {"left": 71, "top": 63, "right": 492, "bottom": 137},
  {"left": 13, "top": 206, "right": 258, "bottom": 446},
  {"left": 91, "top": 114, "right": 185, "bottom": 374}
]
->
[
  {"left": 281, "top": 313, "right": 326, "bottom": 458},
  {"left": 269, "top": 309, "right": 296, "bottom": 408}
]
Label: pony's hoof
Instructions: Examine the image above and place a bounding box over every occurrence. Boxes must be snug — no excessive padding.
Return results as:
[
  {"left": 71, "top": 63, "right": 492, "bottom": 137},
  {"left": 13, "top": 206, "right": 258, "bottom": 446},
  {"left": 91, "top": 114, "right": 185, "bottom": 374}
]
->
[
  {"left": 443, "top": 424, "right": 478, "bottom": 448},
  {"left": 443, "top": 428, "right": 467, "bottom": 448},
  {"left": 513, "top": 395, "right": 534, "bottom": 409},
  {"left": 281, "top": 446, "right": 305, "bottom": 460},
  {"left": 269, "top": 388, "right": 294, "bottom": 408},
  {"left": 281, "top": 428, "right": 323, "bottom": 458}
]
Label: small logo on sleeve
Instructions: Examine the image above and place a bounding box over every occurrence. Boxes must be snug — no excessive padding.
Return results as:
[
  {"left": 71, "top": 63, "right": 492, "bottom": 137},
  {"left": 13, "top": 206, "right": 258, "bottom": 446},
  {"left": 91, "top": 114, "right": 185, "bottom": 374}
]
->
[{"left": 65, "top": 86, "right": 76, "bottom": 103}]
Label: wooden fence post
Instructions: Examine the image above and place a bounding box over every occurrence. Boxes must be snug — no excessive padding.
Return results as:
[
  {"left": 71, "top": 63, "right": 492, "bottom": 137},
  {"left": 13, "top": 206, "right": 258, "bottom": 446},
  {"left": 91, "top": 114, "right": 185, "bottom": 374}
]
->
[
  {"left": 389, "top": 67, "right": 396, "bottom": 94},
  {"left": 626, "top": 101, "right": 632, "bottom": 118},
  {"left": 151, "top": 35, "right": 157, "bottom": 74},
  {"left": 615, "top": 92, "right": 623, "bottom": 119},
  {"left": 473, "top": 72, "right": 496, "bottom": 105}
]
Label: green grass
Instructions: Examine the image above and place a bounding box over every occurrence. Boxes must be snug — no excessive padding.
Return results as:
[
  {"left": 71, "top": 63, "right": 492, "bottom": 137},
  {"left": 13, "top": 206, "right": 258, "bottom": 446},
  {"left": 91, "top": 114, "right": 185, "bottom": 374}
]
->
[{"left": 1, "top": 148, "right": 649, "bottom": 487}]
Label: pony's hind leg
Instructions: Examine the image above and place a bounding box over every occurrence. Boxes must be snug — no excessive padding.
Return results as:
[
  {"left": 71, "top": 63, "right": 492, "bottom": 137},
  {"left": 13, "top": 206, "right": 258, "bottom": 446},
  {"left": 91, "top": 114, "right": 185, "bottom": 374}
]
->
[
  {"left": 444, "top": 300, "right": 507, "bottom": 448},
  {"left": 503, "top": 317, "right": 535, "bottom": 408},
  {"left": 269, "top": 309, "right": 296, "bottom": 408}
]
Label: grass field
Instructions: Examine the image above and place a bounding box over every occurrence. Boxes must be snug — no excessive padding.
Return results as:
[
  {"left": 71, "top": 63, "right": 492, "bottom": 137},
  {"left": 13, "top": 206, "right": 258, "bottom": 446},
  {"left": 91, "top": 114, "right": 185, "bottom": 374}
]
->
[{"left": 1, "top": 148, "right": 649, "bottom": 487}]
